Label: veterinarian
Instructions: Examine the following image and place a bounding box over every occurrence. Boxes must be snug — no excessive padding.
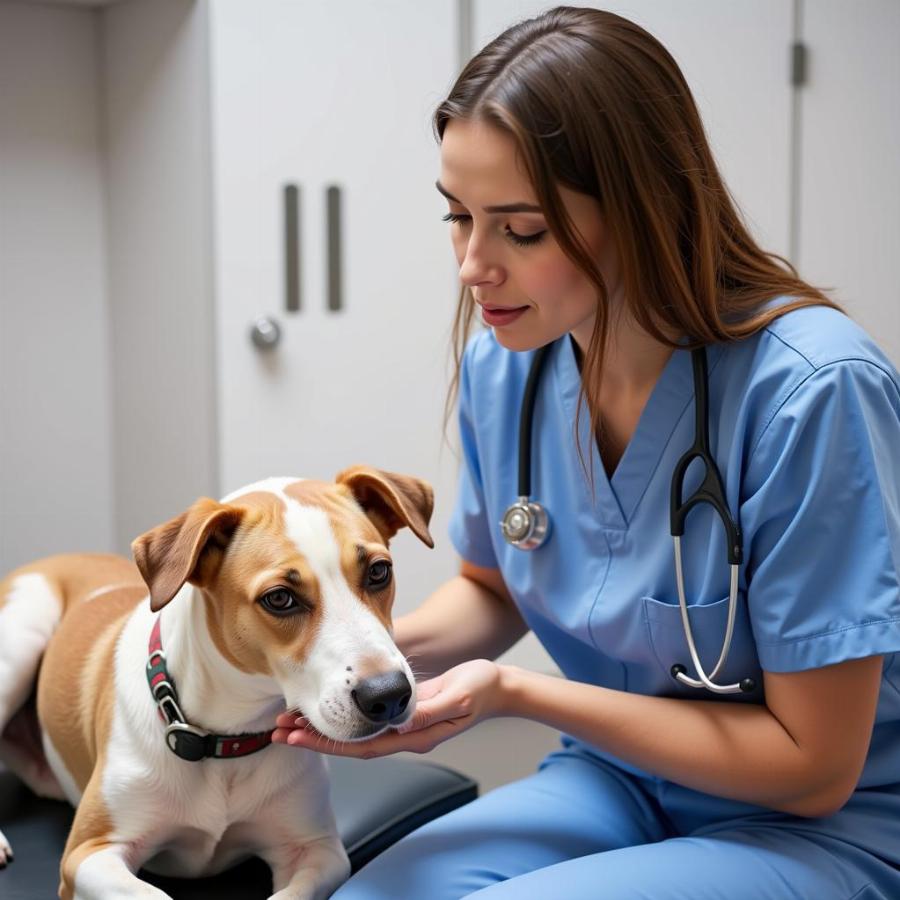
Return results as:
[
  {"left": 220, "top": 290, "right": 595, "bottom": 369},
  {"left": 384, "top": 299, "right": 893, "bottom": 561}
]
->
[{"left": 274, "top": 7, "right": 900, "bottom": 897}]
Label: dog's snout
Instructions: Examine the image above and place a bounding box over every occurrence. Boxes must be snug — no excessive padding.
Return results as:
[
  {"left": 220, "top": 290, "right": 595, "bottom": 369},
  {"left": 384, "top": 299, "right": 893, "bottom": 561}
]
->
[{"left": 351, "top": 671, "right": 411, "bottom": 724}]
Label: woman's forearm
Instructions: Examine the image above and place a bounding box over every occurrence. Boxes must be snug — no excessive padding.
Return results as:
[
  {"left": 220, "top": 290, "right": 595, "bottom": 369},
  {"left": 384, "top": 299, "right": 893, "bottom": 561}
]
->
[
  {"left": 394, "top": 575, "right": 528, "bottom": 681},
  {"left": 498, "top": 666, "right": 848, "bottom": 818}
]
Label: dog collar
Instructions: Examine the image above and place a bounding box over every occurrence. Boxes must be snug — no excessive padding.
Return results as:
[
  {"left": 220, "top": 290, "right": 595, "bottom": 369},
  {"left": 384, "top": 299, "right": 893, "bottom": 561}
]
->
[{"left": 146, "top": 615, "right": 273, "bottom": 762}]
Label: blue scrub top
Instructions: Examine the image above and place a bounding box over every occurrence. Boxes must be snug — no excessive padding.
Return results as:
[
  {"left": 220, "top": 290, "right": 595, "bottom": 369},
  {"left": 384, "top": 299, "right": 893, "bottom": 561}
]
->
[{"left": 448, "top": 302, "right": 900, "bottom": 800}]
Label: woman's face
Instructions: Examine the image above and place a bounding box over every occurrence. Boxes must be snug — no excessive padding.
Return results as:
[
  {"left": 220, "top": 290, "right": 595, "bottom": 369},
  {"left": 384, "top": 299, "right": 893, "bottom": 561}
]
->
[{"left": 438, "top": 117, "right": 620, "bottom": 353}]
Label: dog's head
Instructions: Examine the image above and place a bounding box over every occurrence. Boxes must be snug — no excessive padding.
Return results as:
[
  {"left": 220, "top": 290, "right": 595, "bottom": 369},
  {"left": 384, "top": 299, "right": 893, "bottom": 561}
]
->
[{"left": 131, "top": 466, "right": 433, "bottom": 742}]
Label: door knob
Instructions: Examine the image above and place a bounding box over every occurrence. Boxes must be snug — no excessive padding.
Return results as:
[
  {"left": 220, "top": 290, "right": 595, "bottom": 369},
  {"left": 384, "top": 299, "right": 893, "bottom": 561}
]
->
[{"left": 249, "top": 316, "right": 282, "bottom": 350}]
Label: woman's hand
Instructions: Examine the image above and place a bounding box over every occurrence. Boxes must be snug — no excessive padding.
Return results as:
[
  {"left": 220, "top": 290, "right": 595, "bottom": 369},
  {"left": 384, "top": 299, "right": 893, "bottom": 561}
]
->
[{"left": 272, "top": 659, "right": 511, "bottom": 758}]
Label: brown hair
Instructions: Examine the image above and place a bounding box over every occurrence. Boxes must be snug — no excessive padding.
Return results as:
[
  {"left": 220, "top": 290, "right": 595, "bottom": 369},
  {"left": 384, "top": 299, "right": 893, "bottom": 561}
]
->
[{"left": 434, "top": 6, "right": 838, "bottom": 478}]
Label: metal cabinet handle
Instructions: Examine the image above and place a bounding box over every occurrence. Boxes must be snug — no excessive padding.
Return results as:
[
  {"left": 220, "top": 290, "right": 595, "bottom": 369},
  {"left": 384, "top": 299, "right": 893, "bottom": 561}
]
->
[
  {"left": 284, "top": 184, "right": 301, "bottom": 312},
  {"left": 250, "top": 315, "right": 282, "bottom": 350},
  {"left": 326, "top": 185, "right": 342, "bottom": 312}
]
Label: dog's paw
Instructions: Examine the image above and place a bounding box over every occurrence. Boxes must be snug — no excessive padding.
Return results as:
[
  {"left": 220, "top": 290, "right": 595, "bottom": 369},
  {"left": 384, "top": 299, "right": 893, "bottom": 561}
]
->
[{"left": 0, "top": 826, "right": 13, "bottom": 867}]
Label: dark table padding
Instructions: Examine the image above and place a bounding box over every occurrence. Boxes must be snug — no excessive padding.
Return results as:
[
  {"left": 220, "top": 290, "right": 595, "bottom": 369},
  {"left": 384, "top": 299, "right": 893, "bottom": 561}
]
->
[{"left": 0, "top": 756, "right": 477, "bottom": 898}]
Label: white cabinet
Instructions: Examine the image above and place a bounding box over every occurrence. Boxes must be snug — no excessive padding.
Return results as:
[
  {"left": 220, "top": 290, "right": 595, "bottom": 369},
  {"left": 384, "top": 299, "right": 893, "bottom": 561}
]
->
[
  {"left": 797, "top": 0, "right": 900, "bottom": 364},
  {"left": 207, "top": 0, "right": 463, "bottom": 613}
]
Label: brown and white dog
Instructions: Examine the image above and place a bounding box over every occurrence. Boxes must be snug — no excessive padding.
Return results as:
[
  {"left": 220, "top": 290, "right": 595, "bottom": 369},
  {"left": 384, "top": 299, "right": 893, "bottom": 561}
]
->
[{"left": 0, "top": 466, "right": 433, "bottom": 899}]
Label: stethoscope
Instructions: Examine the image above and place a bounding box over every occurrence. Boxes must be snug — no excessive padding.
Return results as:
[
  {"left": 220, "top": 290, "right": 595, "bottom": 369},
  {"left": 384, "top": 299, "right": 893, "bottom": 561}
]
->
[{"left": 500, "top": 340, "right": 756, "bottom": 695}]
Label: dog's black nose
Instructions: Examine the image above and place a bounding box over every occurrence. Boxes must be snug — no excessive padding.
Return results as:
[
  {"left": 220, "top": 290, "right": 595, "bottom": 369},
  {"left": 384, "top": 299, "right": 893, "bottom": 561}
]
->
[{"left": 351, "top": 671, "right": 412, "bottom": 723}]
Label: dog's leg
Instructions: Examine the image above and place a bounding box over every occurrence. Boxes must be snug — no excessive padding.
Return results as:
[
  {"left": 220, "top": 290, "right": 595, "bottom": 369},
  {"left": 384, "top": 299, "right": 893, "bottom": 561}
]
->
[
  {"left": 0, "top": 572, "right": 66, "bottom": 808},
  {"left": 0, "top": 694, "right": 66, "bottom": 799},
  {"left": 265, "top": 834, "right": 351, "bottom": 900},
  {"left": 64, "top": 843, "right": 174, "bottom": 900},
  {"left": 60, "top": 775, "right": 173, "bottom": 900}
]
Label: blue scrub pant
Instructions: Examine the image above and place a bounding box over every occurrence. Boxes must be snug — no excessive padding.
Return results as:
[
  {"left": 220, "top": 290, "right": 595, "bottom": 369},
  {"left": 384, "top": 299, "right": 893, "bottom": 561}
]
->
[{"left": 333, "top": 742, "right": 900, "bottom": 899}]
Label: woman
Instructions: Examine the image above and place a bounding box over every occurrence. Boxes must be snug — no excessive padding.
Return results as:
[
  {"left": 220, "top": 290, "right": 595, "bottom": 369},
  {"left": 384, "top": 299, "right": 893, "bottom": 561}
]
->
[{"left": 274, "top": 7, "right": 900, "bottom": 897}]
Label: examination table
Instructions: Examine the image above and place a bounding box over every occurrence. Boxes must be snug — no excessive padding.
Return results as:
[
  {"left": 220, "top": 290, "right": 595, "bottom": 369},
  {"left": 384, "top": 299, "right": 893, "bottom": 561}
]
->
[{"left": 0, "top": 756, "right": 477, "bottom": 897}]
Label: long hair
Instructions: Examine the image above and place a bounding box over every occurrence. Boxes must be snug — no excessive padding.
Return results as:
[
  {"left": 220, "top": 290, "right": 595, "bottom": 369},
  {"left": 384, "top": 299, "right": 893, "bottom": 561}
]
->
[{"left": 434, "top": 6, "right": 838, "bottom": 479}]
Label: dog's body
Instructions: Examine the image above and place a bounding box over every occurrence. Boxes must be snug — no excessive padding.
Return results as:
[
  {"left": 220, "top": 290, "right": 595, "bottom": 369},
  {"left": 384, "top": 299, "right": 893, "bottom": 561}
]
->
[{"left": 0, "top": 469, "right": 434, "bottom": 899}]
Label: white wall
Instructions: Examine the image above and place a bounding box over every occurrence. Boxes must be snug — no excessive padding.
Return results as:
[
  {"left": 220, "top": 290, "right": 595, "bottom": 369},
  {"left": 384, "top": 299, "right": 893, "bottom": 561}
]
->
[
  {"left": 102, "top": 0, "right": 218, "bottom": 550},
  {"left": 0, "top": 0, "right": 113, "bottom": 570},
  {"left": 0, "top": 0, "right": 217, "bottom": 570}
]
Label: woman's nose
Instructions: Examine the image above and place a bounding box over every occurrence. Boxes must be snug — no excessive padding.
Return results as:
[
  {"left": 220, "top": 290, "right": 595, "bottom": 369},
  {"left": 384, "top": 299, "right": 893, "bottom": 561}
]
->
[{"left": 458, "top": 236, "right": 502, "bottom": 288}]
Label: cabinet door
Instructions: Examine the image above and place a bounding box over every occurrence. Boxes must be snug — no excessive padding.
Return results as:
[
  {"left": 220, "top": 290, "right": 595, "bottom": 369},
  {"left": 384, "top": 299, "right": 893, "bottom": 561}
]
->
[
  {"left": 475, "top": 1, "right": 794, "bottom": 258},
  {"left": 797, "top": 0, "right": 900, "bottom": 365},
  {"left": 209, "top": 1, "right": 460, "bottom": 608}
]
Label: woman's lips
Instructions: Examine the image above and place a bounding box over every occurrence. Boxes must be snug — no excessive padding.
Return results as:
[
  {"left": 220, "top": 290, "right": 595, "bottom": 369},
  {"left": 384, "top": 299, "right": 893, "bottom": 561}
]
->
[{"left": 480, "top": 305, "right": 528, "bottom": 327}]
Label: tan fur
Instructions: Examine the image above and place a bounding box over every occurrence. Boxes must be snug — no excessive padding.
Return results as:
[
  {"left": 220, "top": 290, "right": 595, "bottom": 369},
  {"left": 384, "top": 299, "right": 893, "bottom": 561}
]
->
[
  {"left": 37, "top": 580, "right": 142, "bottom": 792},
  {"left": 0, "top": 553, "right": 146, "bottom": 791},
  {"left": 334, "top": 466, "right": 434, "bottom": 549},
  {"left": 60, "top": 827, "right": 115, "bottom": 900},
  {"left": 202, "top": 491, "right": 324, "bottom": 677},
  {"left": 0, "top": 553, "right": 143, "bottom": 618},
  {"left": 57, "top": 713, "right": 118, "bottom": 900}
]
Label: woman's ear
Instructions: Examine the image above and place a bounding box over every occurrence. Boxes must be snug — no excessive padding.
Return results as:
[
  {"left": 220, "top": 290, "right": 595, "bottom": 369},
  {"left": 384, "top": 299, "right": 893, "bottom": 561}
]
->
[
  {"left": 335, "top": 465, "right": 434, "bottom": 548},
  {"left": 131, "top": 498, "right": 244, "bottom": 612}
]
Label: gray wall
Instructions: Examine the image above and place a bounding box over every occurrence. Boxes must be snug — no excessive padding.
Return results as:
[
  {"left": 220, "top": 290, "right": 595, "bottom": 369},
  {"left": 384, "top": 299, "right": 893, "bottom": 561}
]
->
[{"left": 0, "top": 0, "right": 113, "bottom": 569}]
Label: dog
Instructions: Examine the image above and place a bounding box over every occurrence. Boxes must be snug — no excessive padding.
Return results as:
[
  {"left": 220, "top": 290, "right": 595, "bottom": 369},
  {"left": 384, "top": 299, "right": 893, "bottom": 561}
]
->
[{"left": 0, "top": 466, "right": 433, "bottom": 899}]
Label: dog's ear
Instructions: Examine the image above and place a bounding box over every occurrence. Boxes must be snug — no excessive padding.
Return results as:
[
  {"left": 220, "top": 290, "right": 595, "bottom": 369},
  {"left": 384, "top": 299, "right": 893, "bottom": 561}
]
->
[
  {"left": 336, "top": 466, "right": 434, "bottom": 548},
  {"left": 131, "top": 498, "right": 244, "bottom": 612}
]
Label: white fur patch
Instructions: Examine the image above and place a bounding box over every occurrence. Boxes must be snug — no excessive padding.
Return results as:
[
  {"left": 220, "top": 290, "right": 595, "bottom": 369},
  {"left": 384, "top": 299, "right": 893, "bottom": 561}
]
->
[
  {"left": 43, "top": 732, "right": 81, "bottom": 806},
  {"left": 0, "top": 825, "right": 12, "bottom": 866},
  {"left": 279, "top": 495, "right": 414, "bottom": 739},
  {"left": 74, "top": 845, "right": 172, "bottom": 897},
  {"left": 283, "top": 503, "right": 342, "bottom": 574},
  {"left": 221, "top": 477, "right": 304, "bottom": 504},
  {"left": 1, "top": 573, "right": 62, "bottom": 643},
  {"left": 0, "top": 574, "right": 62, "bottom": 720},
  {"left": 81, "top": 583, "right": 146, "bottom": 605}
]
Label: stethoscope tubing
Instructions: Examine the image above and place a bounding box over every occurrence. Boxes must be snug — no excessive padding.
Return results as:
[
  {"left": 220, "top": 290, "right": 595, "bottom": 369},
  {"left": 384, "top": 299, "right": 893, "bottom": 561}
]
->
[
  {"left": 517, "top": 342, "right": 554, "bottom": 497},
  {"left": 502, "top": 340, "right": 755, "bottom": 694}
]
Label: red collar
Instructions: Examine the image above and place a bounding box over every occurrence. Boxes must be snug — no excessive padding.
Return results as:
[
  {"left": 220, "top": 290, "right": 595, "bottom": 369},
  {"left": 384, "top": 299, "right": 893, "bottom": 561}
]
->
[{"left": 146, "top": 614, "right": 273, "bottom": 762}]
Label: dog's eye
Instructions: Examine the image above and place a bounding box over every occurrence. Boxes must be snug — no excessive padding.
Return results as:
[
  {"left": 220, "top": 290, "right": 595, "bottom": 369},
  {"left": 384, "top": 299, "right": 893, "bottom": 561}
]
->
[
  {"left": 259, "top": 588, "right": 304, "bottom": 616},
  {"left": 366, "top": 560, "right": 392, "bottom": 590}
]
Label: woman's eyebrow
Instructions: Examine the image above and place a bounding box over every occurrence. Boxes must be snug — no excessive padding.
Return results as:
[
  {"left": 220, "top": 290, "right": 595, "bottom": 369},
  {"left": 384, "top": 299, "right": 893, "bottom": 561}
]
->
[{"left": 435, "top": 180, "right": 542, "bottom": 214}]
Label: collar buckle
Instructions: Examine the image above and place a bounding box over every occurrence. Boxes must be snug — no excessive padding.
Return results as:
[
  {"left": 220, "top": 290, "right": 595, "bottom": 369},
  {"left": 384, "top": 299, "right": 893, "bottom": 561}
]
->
[{"left": 165, "top": 722, "right": 213, "bottom": 761}]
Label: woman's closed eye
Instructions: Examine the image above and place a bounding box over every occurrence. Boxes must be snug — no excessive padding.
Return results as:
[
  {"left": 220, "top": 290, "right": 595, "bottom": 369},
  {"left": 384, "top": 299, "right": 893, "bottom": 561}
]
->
[{"left": 441, "top": 212, "right": 546, "bottom": 247}]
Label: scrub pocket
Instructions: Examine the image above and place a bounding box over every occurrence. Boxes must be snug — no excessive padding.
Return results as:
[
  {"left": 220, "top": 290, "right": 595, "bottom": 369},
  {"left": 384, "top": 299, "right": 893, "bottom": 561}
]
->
[{"left": 642, "top": 593, "right": 763, "bottom": 700}]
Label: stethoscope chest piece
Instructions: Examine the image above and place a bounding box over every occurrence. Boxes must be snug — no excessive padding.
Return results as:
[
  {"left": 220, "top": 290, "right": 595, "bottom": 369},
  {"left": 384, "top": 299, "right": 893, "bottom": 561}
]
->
[{"left": 501, "top": 497, "right": 550, "bottom": 550}]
